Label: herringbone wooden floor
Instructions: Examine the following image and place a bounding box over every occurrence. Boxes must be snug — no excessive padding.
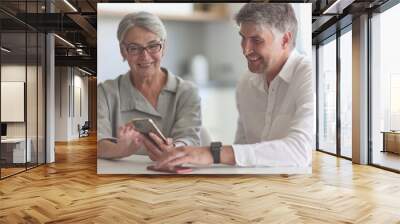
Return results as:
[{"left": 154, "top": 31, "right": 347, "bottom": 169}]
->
[{"left": 1, "top": 134, "right": 400, "bottom": 224}]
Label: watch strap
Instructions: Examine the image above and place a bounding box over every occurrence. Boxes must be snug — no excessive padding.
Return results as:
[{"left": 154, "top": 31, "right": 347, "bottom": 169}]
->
[{"left": 210, "top": 141, "right": 222, "bottom": 164}]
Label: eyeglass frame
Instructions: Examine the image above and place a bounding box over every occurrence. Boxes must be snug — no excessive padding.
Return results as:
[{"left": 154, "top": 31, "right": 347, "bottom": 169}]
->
[{"left": 121, "top": 41, "right": 164, "bottom": 56}]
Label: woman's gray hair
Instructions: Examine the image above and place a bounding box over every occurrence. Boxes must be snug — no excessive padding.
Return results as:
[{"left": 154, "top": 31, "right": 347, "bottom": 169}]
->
[
  {"left": 117, "top": 11, "right": 167, "bottom": 44},
  {"left": 235, "top": 3, "right": 298, "bottom": 47}
]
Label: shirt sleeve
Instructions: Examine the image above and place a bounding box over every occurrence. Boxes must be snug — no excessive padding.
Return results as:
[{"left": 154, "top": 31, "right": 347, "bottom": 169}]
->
[
  {"left": 232, "top": 67, "right": 314, "bottom": 167},
  {"left": 234, "top": 88, "right": 247, "bottom": 144},
  {"left": 97, "top": 83, "right": 117, "bottom": 142},
  {"left": 170, "top": 84, "right": 202, "bottom": 146}
]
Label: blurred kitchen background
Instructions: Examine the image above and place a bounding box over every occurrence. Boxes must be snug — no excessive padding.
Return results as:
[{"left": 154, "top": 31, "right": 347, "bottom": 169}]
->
[{"left": 97, "top": 3, "right": 311, "bottom": 144}]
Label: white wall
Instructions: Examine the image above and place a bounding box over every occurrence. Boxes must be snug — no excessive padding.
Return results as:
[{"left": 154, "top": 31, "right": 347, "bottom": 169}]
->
[
  {"left": 72, "top": 74, "right": 89, "bottom": 137},
  {"left": 1, "top": 65, "right": 26, "bottom": 82},
  {"left": 204, "top": 19, "right": 247, "bottom": 83},
  {"left": 97, "top": 15, "right": 129, "bottom": 82},
  {"left": 54, "top": 67, "right": 89, "bottom": 141},
  {"left": 55, "top": 67, "right": 68, "bottom": 141}
]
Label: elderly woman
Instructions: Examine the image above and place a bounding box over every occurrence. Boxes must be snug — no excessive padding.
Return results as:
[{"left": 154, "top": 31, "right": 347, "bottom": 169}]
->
[{"left": 97, "top": 11, "right": 201, "bottom": 160}]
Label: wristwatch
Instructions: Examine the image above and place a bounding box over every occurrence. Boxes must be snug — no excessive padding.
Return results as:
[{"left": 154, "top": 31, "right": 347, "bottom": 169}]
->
[{"left": 210, "top": 141, "right": 222, "bottom": 164}]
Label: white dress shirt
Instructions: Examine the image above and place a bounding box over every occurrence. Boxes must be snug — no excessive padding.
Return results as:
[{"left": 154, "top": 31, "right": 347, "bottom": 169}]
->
[{"left": 232, "top": 50, "right": 315, "bottom": 167}]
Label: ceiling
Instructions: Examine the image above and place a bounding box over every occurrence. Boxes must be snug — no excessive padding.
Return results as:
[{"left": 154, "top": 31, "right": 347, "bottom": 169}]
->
[{"left": 0, "top": 0, "right": 393, "bottom": 76}]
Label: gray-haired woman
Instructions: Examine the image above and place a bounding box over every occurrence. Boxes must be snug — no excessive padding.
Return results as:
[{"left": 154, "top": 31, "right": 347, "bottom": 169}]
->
[{"left": 97, "top": 12, "right": 201, "bottom": 160}]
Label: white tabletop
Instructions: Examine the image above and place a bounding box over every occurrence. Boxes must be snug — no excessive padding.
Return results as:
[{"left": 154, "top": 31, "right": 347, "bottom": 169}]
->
[{"left": 97, "top": 155, "right": 312, "bottom": 175}]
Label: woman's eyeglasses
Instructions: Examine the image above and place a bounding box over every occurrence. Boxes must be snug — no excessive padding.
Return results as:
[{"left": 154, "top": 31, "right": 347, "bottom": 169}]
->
[{"left": 123, "top": 42, "right": 162, "bottom": 56}]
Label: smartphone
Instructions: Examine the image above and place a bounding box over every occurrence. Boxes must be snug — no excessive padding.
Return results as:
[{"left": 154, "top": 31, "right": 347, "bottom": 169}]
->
[
  {"left": 147, "top": 165, "right": 193, "bottom": 174},
  {"left": 130, "top": 118, "right": 168, "bottom": 144}
]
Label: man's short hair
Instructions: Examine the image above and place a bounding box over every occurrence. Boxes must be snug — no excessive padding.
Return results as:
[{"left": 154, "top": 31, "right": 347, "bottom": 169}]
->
[{"left": 235, "top": 3, "right": 298, "bottom": 47}]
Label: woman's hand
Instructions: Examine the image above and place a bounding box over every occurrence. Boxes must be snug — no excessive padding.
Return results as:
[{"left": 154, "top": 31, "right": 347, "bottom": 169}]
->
[
  {"left": 142, "top": 132, "right": 174, "bottom": 161},
  {"left": 116, "top": 124, "right": 143, "bottom": 157},
  {"left": 145, "top": 133, "right": 213, "bottom": 166}
]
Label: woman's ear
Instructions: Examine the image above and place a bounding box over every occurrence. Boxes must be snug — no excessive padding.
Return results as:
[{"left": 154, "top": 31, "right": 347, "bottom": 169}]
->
[
  {"left": 120, "top": 45, "right": 127, "bottom": 61},
  {"left": 161, "top": 41, "right": 166, "bottom": 57}
]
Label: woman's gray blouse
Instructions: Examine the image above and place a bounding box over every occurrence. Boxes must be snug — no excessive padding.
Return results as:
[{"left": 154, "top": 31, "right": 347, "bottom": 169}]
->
[{"left": 97, "top": 69, "right": 201, "bottom": 155}]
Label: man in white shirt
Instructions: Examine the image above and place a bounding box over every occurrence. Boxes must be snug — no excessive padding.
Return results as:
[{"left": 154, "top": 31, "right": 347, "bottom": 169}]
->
[{"left": 145, "top": 3, "right": 315, "bottom": 168}]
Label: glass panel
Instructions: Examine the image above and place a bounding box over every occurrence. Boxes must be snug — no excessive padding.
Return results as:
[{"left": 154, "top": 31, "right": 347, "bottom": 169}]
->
[
  {"left": 1, "top": 31, "right": 27, "bottom": 177},
  {"left": 318, "top": 38, "right": 337, "bottom": 154},
  {"left": 340, "top": 30, "right": 352, "bottom": 158},
  {"left": 0, "top": 1, "right": 46, "bottom": 178},
  {"left": 371, "top": 3, "right": 400, "bottom": 171},
  {"left": 38, "top": 32, "right": 45, "bottom": 165},
  {"left": 27, "top": 31, "right": 38, "bottom": 169},
  {"left": 25, "top": 0, "right": 39, "bottom": 170}
]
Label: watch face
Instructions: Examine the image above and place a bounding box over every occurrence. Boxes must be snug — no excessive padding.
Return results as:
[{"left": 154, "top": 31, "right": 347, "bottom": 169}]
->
[{"left": 211, "top": 142, "right": 222, "bottom": 148}]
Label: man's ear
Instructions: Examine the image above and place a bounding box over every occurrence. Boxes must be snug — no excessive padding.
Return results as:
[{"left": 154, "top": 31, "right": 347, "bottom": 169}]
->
[{"left": 281, "top": 32, "right": 292, "bottom": 49}]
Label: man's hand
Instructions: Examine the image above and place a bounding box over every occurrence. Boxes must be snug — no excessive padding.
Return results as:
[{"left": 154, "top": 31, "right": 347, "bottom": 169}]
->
[
  {"left": 143, "top": 132, "right": 174, "bottom": 161},
  {"left": 116, "top": 124, "right": 143, "bottom": 156},
  {"left": 153, "top": 146, "right": 213, "bottom": 169}
]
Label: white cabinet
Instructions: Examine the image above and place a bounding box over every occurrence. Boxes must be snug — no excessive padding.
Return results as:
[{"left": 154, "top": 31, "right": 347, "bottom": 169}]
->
[{"left": 1, "top": 138, "right": 32, "bottom": 163}]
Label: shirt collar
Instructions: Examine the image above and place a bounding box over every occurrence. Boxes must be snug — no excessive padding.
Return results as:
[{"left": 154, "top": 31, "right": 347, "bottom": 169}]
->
[
  {"left": 249, "top": 50, "right": 299, "bottom": 91},
  {"left": 249, "top": 73, "right": 267, "bottom": 93},
  {"left": 119, "top": 68, "right": 178, "bottom": 116},
  {"left": 162, "top": 68, "right": 178, "bottom": 92},
  {"left": 276, "top": 50, "right": 298, "bottom": 84}
]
